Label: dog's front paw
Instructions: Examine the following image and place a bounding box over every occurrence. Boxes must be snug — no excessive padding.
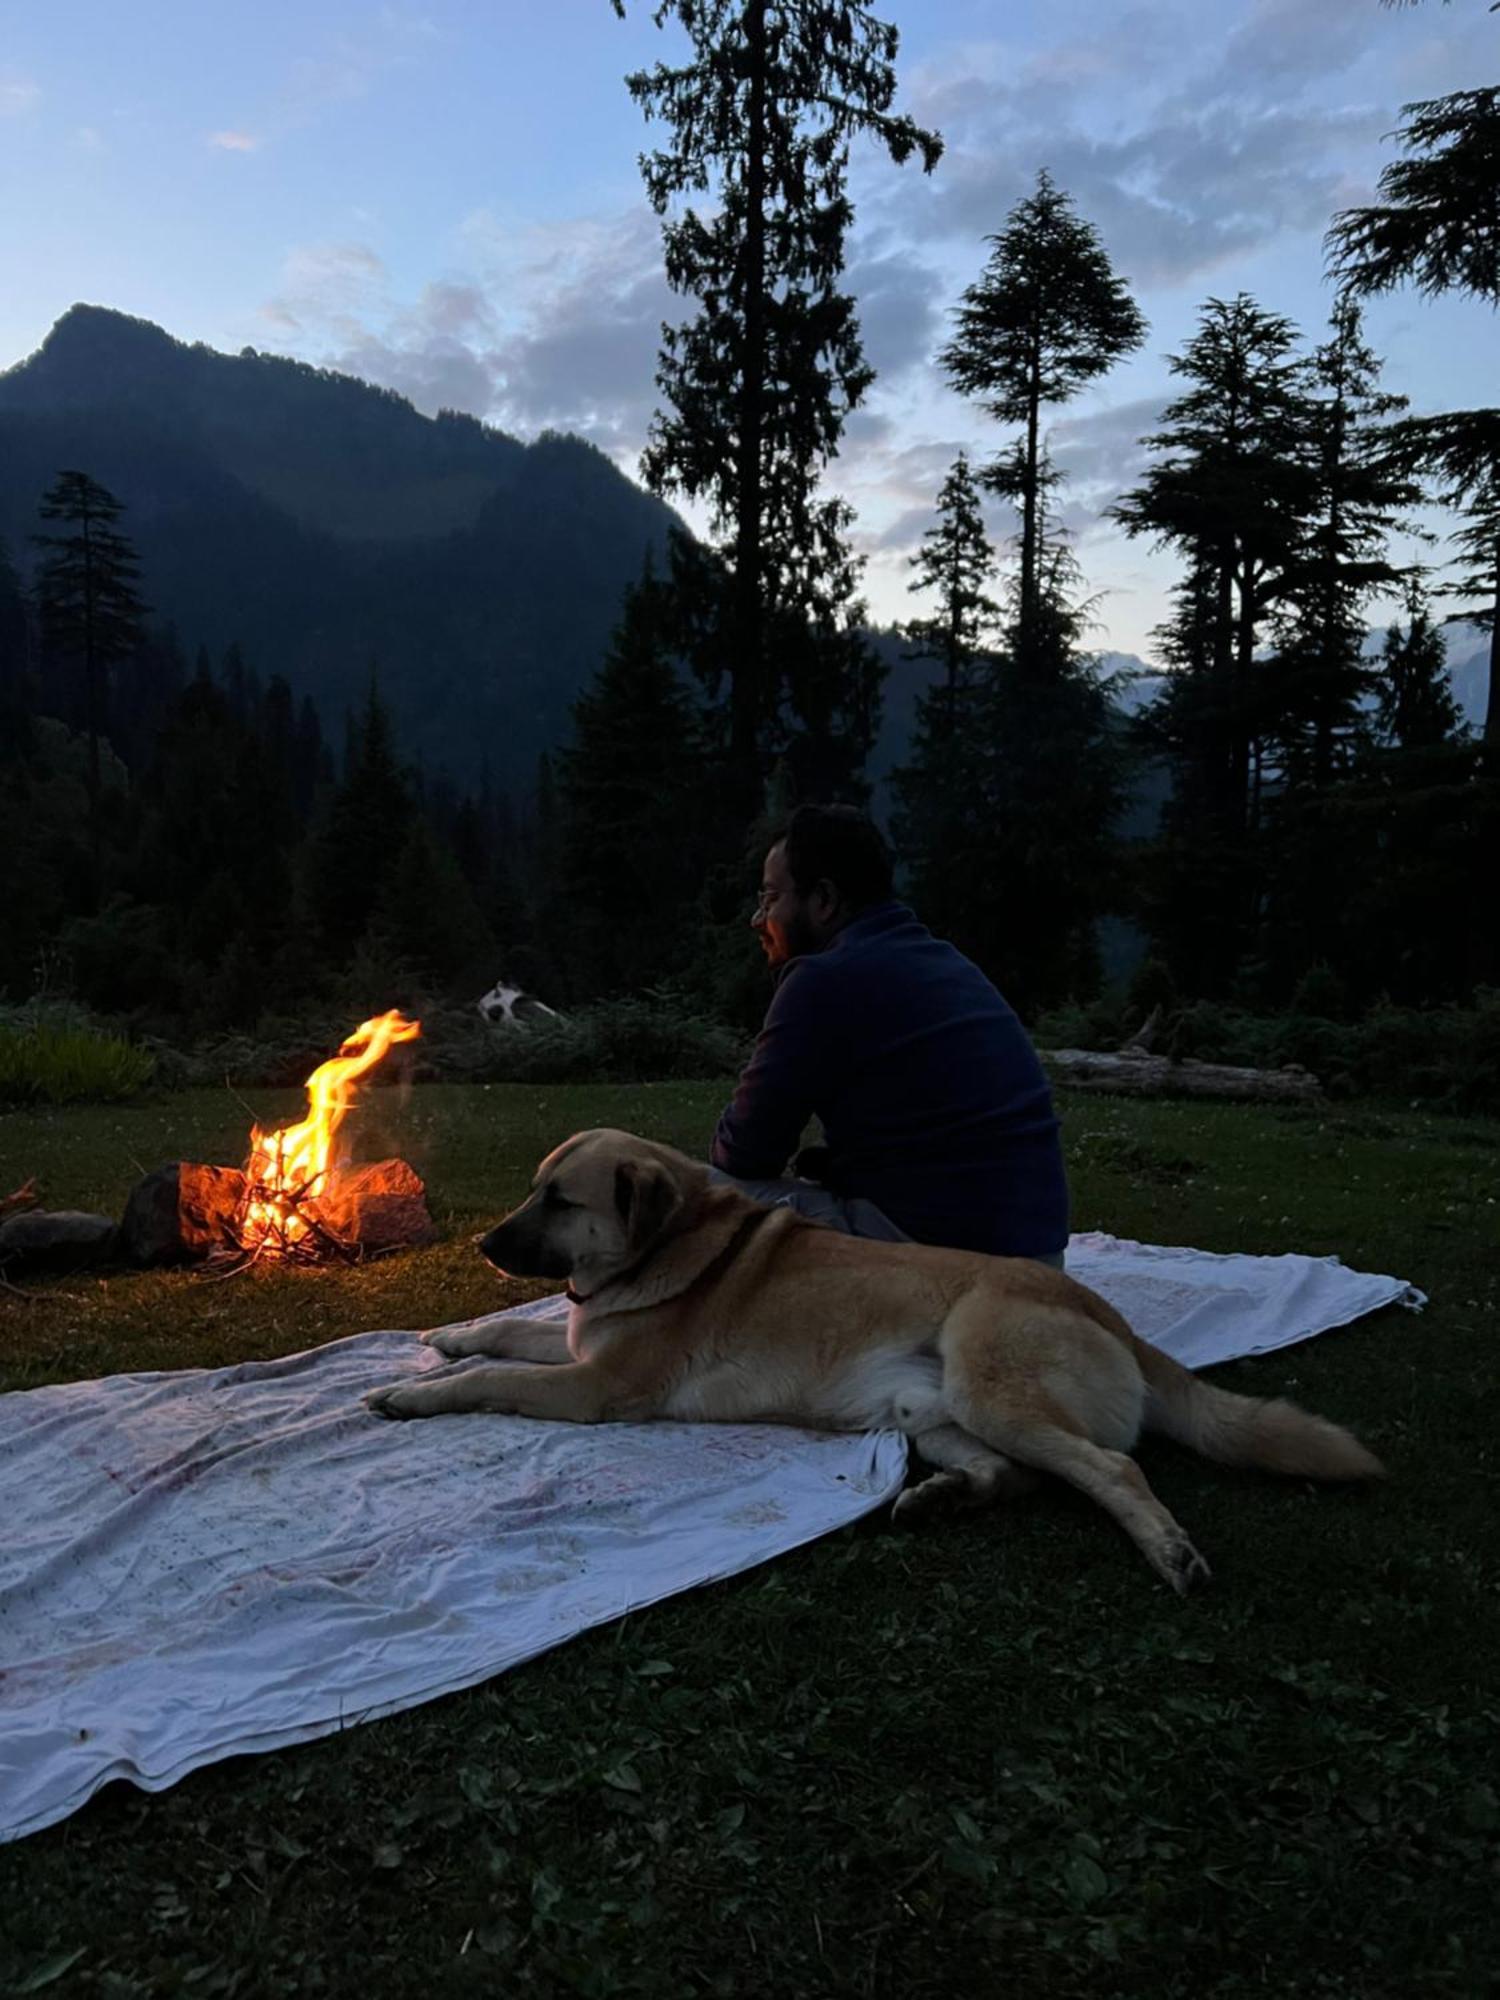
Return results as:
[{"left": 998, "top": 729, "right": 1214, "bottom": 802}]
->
[
  {"left": 365, "top": 1383, "right": 424, "bottom": 1420},
  {"left": 420, "top": 1327, "right": 467, "bottom": 1356}
]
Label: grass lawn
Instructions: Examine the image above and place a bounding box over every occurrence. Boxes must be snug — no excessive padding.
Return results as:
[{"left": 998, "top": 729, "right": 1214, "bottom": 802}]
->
[{"left": 0, "top": 1083, "right": 1496, "bottom": 1998}]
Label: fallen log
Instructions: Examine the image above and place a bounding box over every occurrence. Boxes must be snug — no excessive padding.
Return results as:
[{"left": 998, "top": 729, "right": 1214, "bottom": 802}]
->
[
  {"left": 1, "top": 1179, "right": 40, "bottom": 1220},
  {"left": 1041, "top": 1047, "right": 1323, "bottom": 1104}
]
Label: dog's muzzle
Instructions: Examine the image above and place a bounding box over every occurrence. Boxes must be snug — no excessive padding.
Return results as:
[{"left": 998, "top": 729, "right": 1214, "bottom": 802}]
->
[{"left": 478, "top": 1215, "right": 571, "bottom": 1280}]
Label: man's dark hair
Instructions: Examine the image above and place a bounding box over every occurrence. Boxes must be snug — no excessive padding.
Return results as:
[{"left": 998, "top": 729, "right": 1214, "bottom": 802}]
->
[{"left": 778, "top": 804, "right": 894, "bottom": 909}]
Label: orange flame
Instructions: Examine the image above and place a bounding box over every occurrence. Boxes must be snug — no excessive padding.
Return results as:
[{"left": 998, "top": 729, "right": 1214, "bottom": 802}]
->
[{"left": 240, "top": 1009, "right": 421, "bottom": 1254}]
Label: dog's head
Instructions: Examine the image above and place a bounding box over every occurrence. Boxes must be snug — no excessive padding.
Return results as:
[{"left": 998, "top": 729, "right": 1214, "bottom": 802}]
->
[{"left": 478, "top": 1128, "right": 700, "bottom": 1294}]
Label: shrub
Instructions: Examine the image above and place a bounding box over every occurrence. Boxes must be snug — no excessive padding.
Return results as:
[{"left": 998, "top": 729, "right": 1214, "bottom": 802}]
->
[
  {"left": 466, "top": 993, "right": 748, "bottom": 1085},
  {"left": 1032, "top": 994, "right": 1131, "bottom": 1049},
  {"left": 136, "top": 993, "right": 749, "bottom": 1091},
  {"left": 0, "top": 1002, "right": 156, "bottom": 1105}
]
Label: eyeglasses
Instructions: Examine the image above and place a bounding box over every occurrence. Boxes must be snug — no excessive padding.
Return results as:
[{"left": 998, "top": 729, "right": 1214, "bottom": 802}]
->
[{"left": 753, "top": 887, "right": 778, "bottom": 917}]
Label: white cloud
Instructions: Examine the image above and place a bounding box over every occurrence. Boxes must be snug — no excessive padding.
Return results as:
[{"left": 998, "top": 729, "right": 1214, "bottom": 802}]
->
[
  {"left": 257, "top": 206, "right": 675, "bottom": 453},
  {"left": 209, "top": 129, "right": 259, "bottom": 152},
  {"left": 269, "top": 241, "right": 388, "bottom": 326},
  {"left": 867, "top": 0, "right": 1399, "bottom": 294}
]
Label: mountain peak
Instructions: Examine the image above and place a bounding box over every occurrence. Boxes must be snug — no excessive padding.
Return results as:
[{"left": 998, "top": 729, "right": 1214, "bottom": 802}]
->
[{"left": 33, "top": 302, "right": 181, "bottom": 366}]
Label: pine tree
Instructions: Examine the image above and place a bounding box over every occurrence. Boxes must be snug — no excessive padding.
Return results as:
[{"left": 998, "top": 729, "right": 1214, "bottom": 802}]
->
[
  {"left": 1264, "top": 300, "right": 1417, "bottom": 788},
  {"left": 1390, "top": 409, "right": 1500, "bottom": 744},
  {"left": 0, "top": 537, "right": 30, "bottom": 760},
  {"left": 33, "top": 469, "right": 149, "bottom": 895},
  {"left": 558, "top": 568, "right": 705, "bottom": 997},
  {"left": 134, "top": 673, "right": 293, "bottom": 991},
  {"left": 372, "top": 818, "right": 497, "bottom": 992},
  {"left": 1329, "top": 85, "right": 1500, "bottom": 746},
  {"left": 618, "top": 0, "right": 941, "bottom": 805},
  {"left": 897, "top": 550, "right": 1121, "bottom": 1016},
  {"left": 942, "top": 171, "right": 1146, "bottom": 664},
  {"left": 1112, "top": 296, "right": 1318, "bottom": 988},
  {"left": 0, "top": 536, "right": 28, "bottom": 700},
  {"left": 903, "top": 453, "right": 1000, "bottom": 719},
  {"left": 309, "top": 682, "right": 414, "bottom": 959},
  {"left": 891, "top": 454, "right": 999, "bottom": 948},
  {"left": 294, "top": 694, "right": 329, "bottom": 817},
  {"left": 1328, "top": 87, "right": 1500, "bottom": 306},
  {"left": 1376, "top": 583, "right": 1466, "bottom": 751}
]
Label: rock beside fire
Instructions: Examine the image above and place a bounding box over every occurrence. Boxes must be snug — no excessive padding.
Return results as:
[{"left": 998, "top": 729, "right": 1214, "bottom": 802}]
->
[
  {"left": 307, "top": 1159, "right": 438, "bottom": 1254},
  {"left": 120, "top": 1163, "right": 249, "bottom": 1266},
  {"left": 0, "top": 1210, "right": 119, "bottom": 1272}
]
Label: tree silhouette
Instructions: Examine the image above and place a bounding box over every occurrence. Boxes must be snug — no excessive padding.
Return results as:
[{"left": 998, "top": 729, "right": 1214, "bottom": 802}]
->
[
  {"left": 1376, "top": 581, "right": 1467, "bottom": 751},
  {"left": 943, "top": 171, "right": 1146, "bottom": 661},
  {"left": 903, "top": 453, "right": 1000, "bottom": 722},
  {"left": 309, "top": 680, "right": 414, "bottom": 958},
  {"left": 1265, "top": 300, "right": 1418, "bottom": 787},
  {"left": 1327, "top": 89, "right": 1500, "bottom": 305},
  {"left": 1114, "top": 296, "right": 1317, "bottom": 844},
  {"left": 1328, "top": 85, "right": 1500, "bottom": 744},
  {"left": 33, "top": 470, "right": 149, "bottom": 897},
  {"left": 1387, "top": 410, "right": 1500, "bottom": 749},
  {"left": 558, "top": 564, "right": 705, "bottom": 996},
  {"left": 616, "top": 0, "right": 941, "bottom": 804}
]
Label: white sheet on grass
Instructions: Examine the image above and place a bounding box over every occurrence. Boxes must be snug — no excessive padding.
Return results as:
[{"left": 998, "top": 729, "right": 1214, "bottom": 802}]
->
[{"left": 0, "top": 1232, "right": 1422, "bottom": 1845}]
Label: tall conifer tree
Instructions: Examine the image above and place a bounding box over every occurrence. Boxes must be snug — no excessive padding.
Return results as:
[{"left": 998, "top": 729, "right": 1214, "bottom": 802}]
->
[
  {"left": 1113, "top": 296, "right": 1318, "bottom": 988},
  {"left": 310, "top": 682, "right": 413, "bottom": 958},
  {"left": 903, "top": 453, "right": 1000, "bottom": 718},
  {"left": 33, "top": 470, "right": 149, "bottom": 897},
  {"left": 1265, "top": 300, "right": 1416, "bottom": 788},
  {"left": 1329, "top": 85, "right": 1500, "bottom": 745},
  {"left": 1376, "top": 583, "right": 1466, "bottom": 752},
  {"left": 559, "top": 565, "right": 705, "bottom": 996},
  {"left": 942, "top": 171, "right": 1146, "bottom": 664},
  {"left": 892, "top": 455, "right": 999, "bottom": 945},
  {"left": 617, "top": 0, "right": 941, "bottom": 805}
]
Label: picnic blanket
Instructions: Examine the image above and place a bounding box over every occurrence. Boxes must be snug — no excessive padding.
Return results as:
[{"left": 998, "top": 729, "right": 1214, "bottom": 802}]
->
[{"left": 0, "top": 1232, "right": 1423, "bottom": 1844}]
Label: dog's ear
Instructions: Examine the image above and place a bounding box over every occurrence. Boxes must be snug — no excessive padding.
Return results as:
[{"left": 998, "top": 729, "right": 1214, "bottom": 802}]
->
[{"left": 613, "top": 1159, "right": 683, "bottom": 1256}]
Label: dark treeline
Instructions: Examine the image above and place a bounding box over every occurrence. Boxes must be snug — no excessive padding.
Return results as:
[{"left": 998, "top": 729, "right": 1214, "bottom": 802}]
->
[
  {"left": 1, "top": 25, "right": 1495, "bottom": 1058},
  {"left": 0, "top": 477, "right": 551, "bottom": 1033}
]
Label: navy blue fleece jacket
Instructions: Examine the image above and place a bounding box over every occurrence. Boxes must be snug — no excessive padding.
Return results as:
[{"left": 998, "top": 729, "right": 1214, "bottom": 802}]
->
[{"left": 711, "top": 901, "right": 1069, "bottom": 1259}]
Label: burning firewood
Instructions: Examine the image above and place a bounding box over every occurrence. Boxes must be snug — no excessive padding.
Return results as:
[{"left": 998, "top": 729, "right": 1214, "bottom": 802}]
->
[
  {"left": 118, "top": 1011, "right": 437, "bottom": 1271},
  {"left": 239, "top": 1010, "right": 424, "bottom": 1258}
]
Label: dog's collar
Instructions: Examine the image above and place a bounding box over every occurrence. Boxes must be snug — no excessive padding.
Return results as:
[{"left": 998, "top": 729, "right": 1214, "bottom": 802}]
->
[{"left": 564, "top": 1284, "right": 587, "bottom": 1305}]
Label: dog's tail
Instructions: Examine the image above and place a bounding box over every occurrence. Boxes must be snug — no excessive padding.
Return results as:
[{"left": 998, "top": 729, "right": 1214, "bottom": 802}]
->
[
  {"left": 1129, "top": 1331, "right": 1384, "bottom": 1480},
  {"left": 1074, "top": 1281, "right": 1383, "bottom": 1479}
]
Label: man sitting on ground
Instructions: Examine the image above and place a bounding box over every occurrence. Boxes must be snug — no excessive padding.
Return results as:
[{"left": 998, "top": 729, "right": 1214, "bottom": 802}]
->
[{"left": 711, "top": 804, "right": 1069, "bottom": 1268}]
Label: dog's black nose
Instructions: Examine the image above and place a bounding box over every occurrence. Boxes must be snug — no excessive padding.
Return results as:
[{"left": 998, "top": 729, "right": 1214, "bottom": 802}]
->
[{"left": 477, "top": 1225, "right": 509, "bottom": 1269}]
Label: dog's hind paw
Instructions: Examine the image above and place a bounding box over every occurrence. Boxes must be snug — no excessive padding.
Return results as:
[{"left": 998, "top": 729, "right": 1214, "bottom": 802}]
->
[
  {"left": 891, "top": 1471, "right": 969, "bottom": 1526},
  {"left": 1157, "top": 1534, "right": 1213, "bottom": 1596}
]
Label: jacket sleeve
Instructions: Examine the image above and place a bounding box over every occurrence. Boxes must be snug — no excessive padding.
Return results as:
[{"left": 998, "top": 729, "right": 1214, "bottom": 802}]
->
[{"left": 710, "top": 960, "right": 832, "bottom": 1179}]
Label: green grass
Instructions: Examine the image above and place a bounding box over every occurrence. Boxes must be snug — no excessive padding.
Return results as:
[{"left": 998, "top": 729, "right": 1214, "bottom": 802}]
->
[
  {"left": 0, "top": 1019, "right": 155, "bottom": 1108},
  {"left": 0, "top": 1085, "right": 1496, "bottom": 1998}
]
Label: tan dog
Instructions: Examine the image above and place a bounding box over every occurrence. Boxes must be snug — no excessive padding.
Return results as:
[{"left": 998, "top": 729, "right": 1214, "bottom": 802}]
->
[{"left": 366, "top": 1129, "right": 1383, "bottom": 1592}]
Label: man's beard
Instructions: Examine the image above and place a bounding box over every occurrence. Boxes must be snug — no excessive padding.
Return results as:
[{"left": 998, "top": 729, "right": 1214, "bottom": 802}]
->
[{"left": 772, "top": 911, "right": 821, "bottom": 963}]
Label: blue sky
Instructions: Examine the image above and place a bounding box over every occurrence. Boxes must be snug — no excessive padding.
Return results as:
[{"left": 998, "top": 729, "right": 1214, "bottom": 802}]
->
[{"left": 2, "top": 0, "right": 1495, "bottom": 658}]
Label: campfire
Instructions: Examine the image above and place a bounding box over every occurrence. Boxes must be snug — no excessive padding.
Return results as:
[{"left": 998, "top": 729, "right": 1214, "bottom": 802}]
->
[
  {"left": 111, "top": 1010, "right": 439, "bottom": 1271},
  {"left": 0, "top": 1011, "right": 440, "bottom": 1281},
  {"left": 238, "top": 1010, "right": 425, "bottom": 1262}
]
